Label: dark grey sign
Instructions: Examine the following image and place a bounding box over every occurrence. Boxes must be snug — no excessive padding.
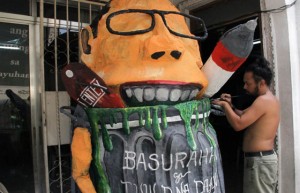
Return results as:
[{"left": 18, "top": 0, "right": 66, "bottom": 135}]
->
[{"left": 0, "top": 22, "right": 29, "bottom": 86}]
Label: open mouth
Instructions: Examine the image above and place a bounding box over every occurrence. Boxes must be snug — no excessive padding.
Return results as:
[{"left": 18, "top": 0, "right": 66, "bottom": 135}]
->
[{"left": 120, "top": 81, "right": 203, "bottom": 107}]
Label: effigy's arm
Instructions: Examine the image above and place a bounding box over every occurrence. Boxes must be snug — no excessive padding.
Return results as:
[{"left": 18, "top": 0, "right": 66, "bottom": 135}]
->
[{"left": 71, "top": 127, "right": 96, "bottom": 193}]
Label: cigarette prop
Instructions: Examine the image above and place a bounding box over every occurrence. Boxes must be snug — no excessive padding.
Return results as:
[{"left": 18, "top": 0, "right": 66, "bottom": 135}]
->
[{"left": 203, "top": 19, "right": 257, "bottom": 97}]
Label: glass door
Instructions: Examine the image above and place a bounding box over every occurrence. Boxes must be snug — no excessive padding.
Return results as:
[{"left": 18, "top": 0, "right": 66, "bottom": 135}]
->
[{"left": 0, "top": 22, "right": 34, "bottom": 193}]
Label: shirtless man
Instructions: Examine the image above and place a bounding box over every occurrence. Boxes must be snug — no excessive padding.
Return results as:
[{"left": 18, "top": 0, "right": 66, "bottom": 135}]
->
[{"left": 212, "top": 56, "right": 280, "bottom": 193}]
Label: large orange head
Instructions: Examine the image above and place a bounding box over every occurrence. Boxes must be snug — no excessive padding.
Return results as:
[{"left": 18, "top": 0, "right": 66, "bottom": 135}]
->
[{"left": 80, "top": 0, "right": 208, "bottom": 107}]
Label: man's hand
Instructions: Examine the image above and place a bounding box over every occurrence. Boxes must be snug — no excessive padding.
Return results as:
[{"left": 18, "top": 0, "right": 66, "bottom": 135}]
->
[
  {"left": 220, "top": 93, "right": 232, "bottom": 104},
  {"left": 211, "top": 93, "right": 233, "bottom": 108}
]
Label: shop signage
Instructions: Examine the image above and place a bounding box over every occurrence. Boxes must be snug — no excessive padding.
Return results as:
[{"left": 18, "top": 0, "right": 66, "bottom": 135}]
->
[{"left": 0, "top": 22, "right": 29, "bottom": 86}]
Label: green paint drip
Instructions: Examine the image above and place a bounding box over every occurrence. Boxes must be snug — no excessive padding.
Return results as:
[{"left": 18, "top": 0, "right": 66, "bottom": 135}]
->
[
  {"left": 194, "top": 107, "right": 200, "bottom": 131},
  {"left": 207, "top": 101, "right": 217, "bottom": 148},
  {"left": 139, "top": 111, "right": 144, "bottom": 126},
  {"left": 109, "top": 115, "right": 114, "bottom": 127},
  {"left": 145, "top": 108, "right": 151, "bottom": 129},
  {"left": 174, "top": 101, "right": 199, "bottom": 151},
  {"left": 86, "top": 99, "right": 218, "bottom": 151},
  {"left": 112, "top": 113, "right": 118, "bottom": 125},
  {"left": 90, "top": 110, "right": 114, "bottom": 151},
  {"left": 202, "top": 100, "right": 216, "bottom": 148},
  {"left": 122, "top": 111, "right": 130, "bottom": 135},
  {"left": 86, "top": 110, "right": 111, "bottom": 193},
  {"left": 100, "top": 122, "right": 113, "bottom": 151},
  {"left": 161, "top": 106, "right": 168, "bottom": 129},
  {"left": 152, "top": 107, "right": 162, "bottom": 140},
  {"left": 86, "top": 99, "right": 216, "bottom": 152}
]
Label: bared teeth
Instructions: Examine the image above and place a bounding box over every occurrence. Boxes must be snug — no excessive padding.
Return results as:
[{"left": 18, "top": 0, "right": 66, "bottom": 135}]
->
[
  {"left": 189, "top": 89, "right": 200, "bottom": 100},
  {"left": 123, "top": 86, "right": 200, "bottom": 103},
  {"left": 133, "top": 88, "right": 143, "bottom": 102},
  {"left": 125, "top": 88, "right": 133, "bottom": 98},
  {"left": 156, "top": 88, "right": 169, "bottom": 101},
  {"left": 170, "top": 89, "right": 181, "bottom": 102},
  {"left": 144, "top": 87, "right": 155, "bottom": 101},
  {"left": 181, "top": 90, "right": 190, "bottom": 101}
]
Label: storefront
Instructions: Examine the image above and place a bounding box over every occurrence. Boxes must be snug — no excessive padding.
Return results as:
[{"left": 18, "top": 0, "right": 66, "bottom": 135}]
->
[{"left": 0, "top": 0, "right": 299, "bottom": 193}]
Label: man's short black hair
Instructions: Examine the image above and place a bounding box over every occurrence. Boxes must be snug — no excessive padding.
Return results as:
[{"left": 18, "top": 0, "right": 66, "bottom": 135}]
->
[{"left": 245, "top": 56, "right": 273, "bottom": 86}]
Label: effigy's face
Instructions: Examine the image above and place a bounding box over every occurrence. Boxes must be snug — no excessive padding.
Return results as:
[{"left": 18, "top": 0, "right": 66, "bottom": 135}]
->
[{"left": 81, "top": 0, "right": 208, "bottom": 107}]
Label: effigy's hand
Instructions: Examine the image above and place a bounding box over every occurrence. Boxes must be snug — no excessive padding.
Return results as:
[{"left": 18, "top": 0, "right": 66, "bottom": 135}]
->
[{"left": 71, "top": 127, "right": 96, "bottom": 193}]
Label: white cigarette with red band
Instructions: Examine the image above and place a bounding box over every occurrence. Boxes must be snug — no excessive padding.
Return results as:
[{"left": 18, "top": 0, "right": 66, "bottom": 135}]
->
[{"left": 203, "top": 19, "right": 257, "bottom": 97}]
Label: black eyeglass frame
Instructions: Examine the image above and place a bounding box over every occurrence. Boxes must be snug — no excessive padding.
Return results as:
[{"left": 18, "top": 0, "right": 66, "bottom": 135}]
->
[{"left": 106, "top": 9, "right": 208, "bottom": 40}]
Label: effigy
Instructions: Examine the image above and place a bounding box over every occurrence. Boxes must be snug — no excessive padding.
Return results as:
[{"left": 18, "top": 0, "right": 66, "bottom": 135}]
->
[{"left": 60, "top": 0, "right": 256, "bottom": 192}]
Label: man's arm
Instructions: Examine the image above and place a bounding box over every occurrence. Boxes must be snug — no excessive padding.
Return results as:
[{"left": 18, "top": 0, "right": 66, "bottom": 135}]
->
[
  {"left": 213, "top": 97, "right": 265, "bottom": 131},
  {"left": 233, "top": 108, "right": 244, "bottom": 116},
  {"left": 214, "top": 93, "right": 244, "bottom": 116}
]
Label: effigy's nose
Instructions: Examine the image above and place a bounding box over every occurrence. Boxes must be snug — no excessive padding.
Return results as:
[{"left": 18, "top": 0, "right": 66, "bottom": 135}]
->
[
  {"left": 170, "top": 50, "right": 182, "bottom": 59},
  {"left": 151, "top": 50, "right": 182, "bottom": 60}
]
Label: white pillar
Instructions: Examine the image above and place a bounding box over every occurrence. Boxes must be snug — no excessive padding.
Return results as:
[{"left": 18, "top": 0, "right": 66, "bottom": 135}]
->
[{"left": 262, "top": 0, "right": 300, "bottom": 192}]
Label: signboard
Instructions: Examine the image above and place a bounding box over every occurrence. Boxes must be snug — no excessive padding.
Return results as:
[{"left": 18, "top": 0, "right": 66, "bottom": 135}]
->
[
  {"left": 0, "top": 22, "right": 29, "bottom": 100},
  {"left": 0, "top": 22, "right": 29, "bottom": 86}
]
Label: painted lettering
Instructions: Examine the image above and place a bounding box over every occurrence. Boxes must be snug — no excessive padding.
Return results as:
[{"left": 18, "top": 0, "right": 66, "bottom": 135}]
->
[
  {"left": 122, "top": 148, "right": 217, "bottom": 171},
  {"left": 78, "top": 78, "right": 105, "bottom": 107}
]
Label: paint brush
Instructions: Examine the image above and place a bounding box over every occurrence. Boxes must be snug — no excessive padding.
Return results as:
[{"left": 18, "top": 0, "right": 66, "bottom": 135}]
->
[{"left": 210, "top": 94, "right": 245, "bottom": 101}]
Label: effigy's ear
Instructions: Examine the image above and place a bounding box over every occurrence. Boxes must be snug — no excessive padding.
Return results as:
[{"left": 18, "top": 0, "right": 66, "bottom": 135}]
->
[{"left": 80, "top": 26, "right": 93, "bottom": 55}]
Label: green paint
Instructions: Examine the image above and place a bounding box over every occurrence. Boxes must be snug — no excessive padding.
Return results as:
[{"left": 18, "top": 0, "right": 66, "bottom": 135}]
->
[
  {"left": 174, "top": 101, "right": 198, "bottom": 150},
  {"left": 85, "top": 98, "right": 217, "bottom": 192},
  {"left": 139, "top": 111, "right": 144, "bottom": 126},
  {"left": 121, "top": 111, "right": 130, "bottom": 135},
  {"left": 195, "top": 107, "right": 200, "bottom": 131},
  {"left": 86, "top": 110, "right": 111, "bottom": 193},
  {"left": 161, "top": 106, "right": 168, "bottom": 129},
  {"left": 202, "top": 100, "right": 216, "bottom": 148},
  {"left": 152, "top": 107, "right": 162, "bottom": 140},
  {"left": 86, "top": 99, "right": 216, "bottom": 151},
  {"left": 145, "top": 108, "right": 151, "bottom": 130}
]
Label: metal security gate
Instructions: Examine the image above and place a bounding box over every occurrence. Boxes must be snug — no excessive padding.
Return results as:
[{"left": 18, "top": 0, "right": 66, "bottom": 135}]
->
[{"left": 39, "top": 1, "right": 108, "bottom": 192}]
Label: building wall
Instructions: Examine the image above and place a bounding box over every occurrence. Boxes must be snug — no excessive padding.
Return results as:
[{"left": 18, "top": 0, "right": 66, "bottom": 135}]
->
[{"left": 262, "top": 0, "right": 300, "bottom": 192}]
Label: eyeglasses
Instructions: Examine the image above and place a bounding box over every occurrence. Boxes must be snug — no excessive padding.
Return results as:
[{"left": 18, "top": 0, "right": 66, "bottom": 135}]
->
[{"left": 106, "top": 9, "right": 208, "bottom": 40}]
